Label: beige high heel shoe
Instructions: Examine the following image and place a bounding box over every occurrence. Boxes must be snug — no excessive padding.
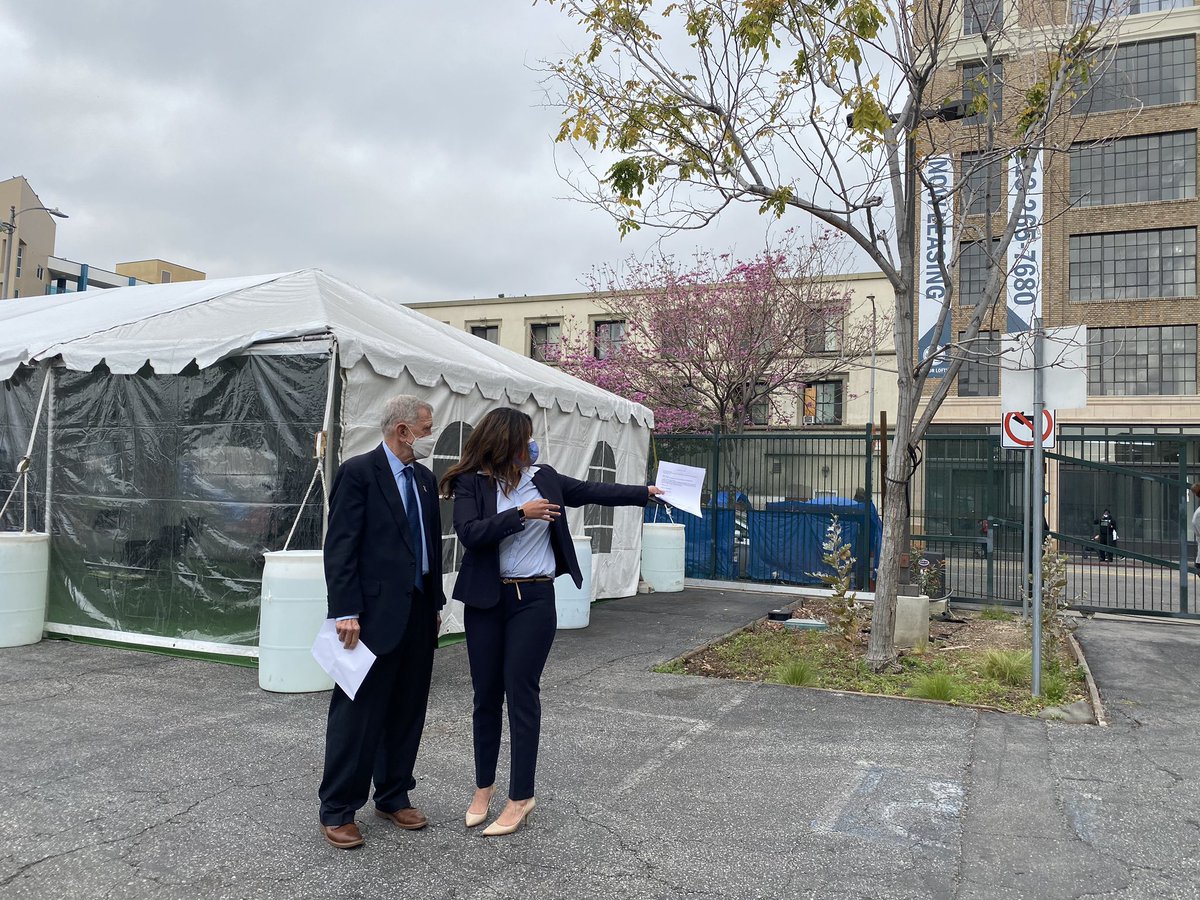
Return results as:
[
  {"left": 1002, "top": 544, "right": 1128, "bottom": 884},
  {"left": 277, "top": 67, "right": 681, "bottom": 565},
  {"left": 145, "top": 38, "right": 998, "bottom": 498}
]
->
[
  {"left": 481, "top": 797, "right": 536, "bottom": 836},
  {"left": 465, "top": 786, "right": 496, "bottom": 828}
]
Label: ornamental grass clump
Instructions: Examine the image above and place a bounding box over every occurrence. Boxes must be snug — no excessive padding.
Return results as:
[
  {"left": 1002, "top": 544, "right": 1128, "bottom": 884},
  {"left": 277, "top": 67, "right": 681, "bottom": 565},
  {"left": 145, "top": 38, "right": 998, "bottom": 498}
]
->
[
  {"left": 774, "top": 658, "right": 818, "bottom": 687},
  {"left": 982, "top": 650, "right": 1031, "bottom": 686},
  {"left": 909, "top": 673, "right": 961, "bottom": 702}
]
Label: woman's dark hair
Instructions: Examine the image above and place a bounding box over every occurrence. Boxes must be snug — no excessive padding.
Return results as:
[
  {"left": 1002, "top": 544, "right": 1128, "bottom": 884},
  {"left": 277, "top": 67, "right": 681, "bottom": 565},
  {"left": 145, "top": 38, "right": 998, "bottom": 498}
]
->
[{"left": 439, "top": 408, "right": 533, "bottom": 497}]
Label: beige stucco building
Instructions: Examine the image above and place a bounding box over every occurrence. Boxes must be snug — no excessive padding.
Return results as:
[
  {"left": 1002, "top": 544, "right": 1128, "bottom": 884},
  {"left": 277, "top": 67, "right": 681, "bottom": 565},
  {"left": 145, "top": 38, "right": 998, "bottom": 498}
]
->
[
  {"left": 0, "top": 176, "right": 204, "bottom": 297},
  {"left": 0, "top": 176, "right": 63, "bottom": 300},
  {"left": 116, "top": 259, "right": 205, "bottom": 285},
  {"left": 407, "top": 271, "right": 898, "bottom": 430}
]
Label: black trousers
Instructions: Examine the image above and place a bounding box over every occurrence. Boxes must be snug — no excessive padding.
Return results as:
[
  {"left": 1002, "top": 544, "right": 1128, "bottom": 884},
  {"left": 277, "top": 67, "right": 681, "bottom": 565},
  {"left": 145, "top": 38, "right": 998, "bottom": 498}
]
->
[
  {"left": 464, "top": 580, "right": 557, "bottom": 802},
  {"left": 318, "top": 591, "right": 436, "bottom": 826}
]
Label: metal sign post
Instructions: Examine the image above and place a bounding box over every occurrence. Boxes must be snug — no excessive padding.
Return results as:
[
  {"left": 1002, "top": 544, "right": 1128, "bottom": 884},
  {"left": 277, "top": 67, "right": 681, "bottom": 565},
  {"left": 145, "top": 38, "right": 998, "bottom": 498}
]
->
[
  {"left": 1022, "top": 452, "right": 1031, "bottom": 622},
  {"left": 1031, "top": 321, "right": 1045, "bottom": 697}
]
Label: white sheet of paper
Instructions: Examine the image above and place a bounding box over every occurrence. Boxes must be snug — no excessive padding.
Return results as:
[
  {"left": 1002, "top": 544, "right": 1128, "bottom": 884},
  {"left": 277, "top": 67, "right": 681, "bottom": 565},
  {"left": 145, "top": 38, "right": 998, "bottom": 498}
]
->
[
  {"left": 654, "top": 461, "right": 706, "bottom": 518},
  {"left": 311, "top": 619, "right": 377, "bottom": 700}
]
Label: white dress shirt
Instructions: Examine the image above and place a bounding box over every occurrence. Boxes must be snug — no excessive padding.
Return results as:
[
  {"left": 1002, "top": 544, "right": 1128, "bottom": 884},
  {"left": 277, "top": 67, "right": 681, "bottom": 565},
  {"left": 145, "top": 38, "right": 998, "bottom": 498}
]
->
[{"left": 496, "top": 466, "right": 556, "bottom": 579}]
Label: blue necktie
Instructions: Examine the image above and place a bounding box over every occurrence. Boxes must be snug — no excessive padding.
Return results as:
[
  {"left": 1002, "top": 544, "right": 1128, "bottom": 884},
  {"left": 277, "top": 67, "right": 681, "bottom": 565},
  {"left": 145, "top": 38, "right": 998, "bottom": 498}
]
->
[{"left": 400, "top": 467, "right": 424, "bottom": 581}]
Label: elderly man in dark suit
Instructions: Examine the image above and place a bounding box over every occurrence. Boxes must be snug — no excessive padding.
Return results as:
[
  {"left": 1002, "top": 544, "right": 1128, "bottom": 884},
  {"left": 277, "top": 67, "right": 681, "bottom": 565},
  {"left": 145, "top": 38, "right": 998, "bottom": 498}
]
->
[{"left": 317, "top": 394, "right": 445, "bottom": 849}]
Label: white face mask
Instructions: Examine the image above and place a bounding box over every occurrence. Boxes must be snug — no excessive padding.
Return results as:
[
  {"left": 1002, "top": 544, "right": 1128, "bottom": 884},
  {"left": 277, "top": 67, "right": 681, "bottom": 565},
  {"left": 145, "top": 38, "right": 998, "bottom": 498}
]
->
[{"left": 407, "top": 433, "right": 436, "bottom": 460}]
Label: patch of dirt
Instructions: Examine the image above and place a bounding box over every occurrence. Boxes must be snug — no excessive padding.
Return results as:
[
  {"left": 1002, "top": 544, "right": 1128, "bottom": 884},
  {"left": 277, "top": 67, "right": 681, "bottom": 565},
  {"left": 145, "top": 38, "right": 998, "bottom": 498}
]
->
[{"left": 671, "top": 596, "right": 1089, "bottom": 717}]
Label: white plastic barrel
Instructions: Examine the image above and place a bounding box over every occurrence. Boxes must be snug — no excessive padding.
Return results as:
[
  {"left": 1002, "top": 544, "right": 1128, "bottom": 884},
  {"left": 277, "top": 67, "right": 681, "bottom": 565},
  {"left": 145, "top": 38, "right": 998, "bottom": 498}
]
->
[
  {"left": 554, "top": 535, "right": 593, "bottom": 629},
  {"left": 0, "top": 532, "right": 50, "bottom": 648},
  {"left": 259, "top": 550, "right": 335, "bottom": 693},
  {"left": 641, "top": 523, "right": 686, "bottom": 593}
]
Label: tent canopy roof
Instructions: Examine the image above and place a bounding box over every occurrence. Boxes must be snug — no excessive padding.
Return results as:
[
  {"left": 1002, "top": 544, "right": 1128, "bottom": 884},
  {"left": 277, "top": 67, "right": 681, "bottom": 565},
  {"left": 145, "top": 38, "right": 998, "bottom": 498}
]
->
[{"left": 0, "top": 268, "right": 653, "bottom": 426}]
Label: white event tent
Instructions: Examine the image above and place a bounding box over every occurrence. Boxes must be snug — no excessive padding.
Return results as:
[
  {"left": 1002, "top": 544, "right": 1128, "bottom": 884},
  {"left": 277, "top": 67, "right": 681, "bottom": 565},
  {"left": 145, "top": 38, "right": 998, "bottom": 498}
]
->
[{"left": 0, "top": 269, "right": 653, "bottom": 656}]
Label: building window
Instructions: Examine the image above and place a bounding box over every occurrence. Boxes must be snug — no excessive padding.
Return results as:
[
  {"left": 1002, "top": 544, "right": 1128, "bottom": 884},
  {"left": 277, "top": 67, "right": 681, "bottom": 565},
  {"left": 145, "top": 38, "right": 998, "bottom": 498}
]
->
[
  {"left": 963, "top": 60, "right": 1003, "bottom": 124},
  {"left": 750, "top": 386, "right": 770, "bottom": 426},
  {"left": 35, "top": 265, "right": 43, "bottom": 280},
  {"left": 803, "top": 381, "right": 843, "bottom": 425},
  {"left": 1071, "top": 131, "right": 1196, "bottom": 207},
  {"left": 593, "top": 319, "right": 626, "bottom": 359},
  {"left": 1074, "top": 36, "right": 1196, "bottom": 114},
  {"left": 957, "top": 330, "right": 1000, "bottom": 397},
  {"left": 804, "top": 307, "right": 844, "bottom": 353},
  {"left": 530, "top": 322, "right": 561, "bottom": 362},
  {"left": 14, "top": 242, "right": 23, "bottom": 278},
  {"left": 470, "top": 324, "right": 499, "bottom": 344},
  {"left": 161, "top": 270, "right": 172, "bottom": 283},
  {"left": 962, "top": 151, "right": 1003, "bottom": 216},
  {"left": 964, "top": 0, "right": 1003, "bottom": 33},
  {"left": 584, "top": 442, "right": 617, "bottom": 552},
  {"left": 432, "top": 422, "right": 474, "bottom": 571},
  {"left": 1087, "top": 325, "right": 1197, "bottom": 395},
  {"left": 1073, "top": 0, "right": 1193, "bottom": 21},
  {"left": 958, "top": 239, "right": 1000, "bottom": 306},
  {"left": 1069, "top": 228, "right": 1196, "bottom": 300}
]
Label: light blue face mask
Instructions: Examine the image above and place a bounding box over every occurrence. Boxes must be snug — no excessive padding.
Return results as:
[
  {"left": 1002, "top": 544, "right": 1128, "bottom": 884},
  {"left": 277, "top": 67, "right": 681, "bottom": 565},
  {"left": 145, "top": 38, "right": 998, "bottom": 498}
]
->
[{"left": 527, "top": 440, "right": 540, "bottom": 466}]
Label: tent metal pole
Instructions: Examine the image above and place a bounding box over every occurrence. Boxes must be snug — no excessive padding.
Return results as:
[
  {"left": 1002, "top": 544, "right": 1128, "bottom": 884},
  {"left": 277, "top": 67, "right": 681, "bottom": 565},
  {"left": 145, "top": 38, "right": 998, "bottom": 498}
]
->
[
  {"left": 320, "top": 340, "right": 338, "bottom": 543},
  {"left": 43, "top": 365, "right": 55, "bottom": 536}
]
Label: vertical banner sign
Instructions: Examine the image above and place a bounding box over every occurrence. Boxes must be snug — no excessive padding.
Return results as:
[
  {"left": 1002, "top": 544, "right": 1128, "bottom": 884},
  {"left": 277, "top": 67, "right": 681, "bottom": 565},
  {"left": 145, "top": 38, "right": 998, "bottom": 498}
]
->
[
  {"left": 918, "top": 156, "right": 954, "bottom": 378},
  {"left": 1006, "top": 150, "right": 1043, "bottom": 333}
]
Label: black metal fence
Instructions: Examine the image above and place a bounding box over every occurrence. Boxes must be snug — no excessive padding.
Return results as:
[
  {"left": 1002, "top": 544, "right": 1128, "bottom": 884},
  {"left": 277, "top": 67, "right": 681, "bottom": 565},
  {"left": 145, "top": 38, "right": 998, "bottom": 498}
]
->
[
  {"left": 648, "top": 429, "right": 879, "bottom": 589},
  {"left": 650, "top": 428, "right": 1200, "bottom": 618}
]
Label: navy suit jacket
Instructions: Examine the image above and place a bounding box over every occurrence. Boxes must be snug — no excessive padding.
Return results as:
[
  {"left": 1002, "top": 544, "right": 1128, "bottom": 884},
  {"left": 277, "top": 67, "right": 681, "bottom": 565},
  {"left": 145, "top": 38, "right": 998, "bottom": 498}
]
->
[
  {"left": 450, "top": 464, "right": 649, "bottom": 609},
  {"left": 323, "top": 444, "right": 445, "bottom": 654}
]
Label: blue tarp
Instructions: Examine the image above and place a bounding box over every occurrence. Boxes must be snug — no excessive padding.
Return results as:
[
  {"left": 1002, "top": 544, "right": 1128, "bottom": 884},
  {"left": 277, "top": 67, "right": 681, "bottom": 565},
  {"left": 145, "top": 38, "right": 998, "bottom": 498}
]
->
[
  {"left": 643, "top": 496, "right": 880, "bottom": 585},
  {"left": 752, "top": 499, "right": 881, "bottom": 585}
]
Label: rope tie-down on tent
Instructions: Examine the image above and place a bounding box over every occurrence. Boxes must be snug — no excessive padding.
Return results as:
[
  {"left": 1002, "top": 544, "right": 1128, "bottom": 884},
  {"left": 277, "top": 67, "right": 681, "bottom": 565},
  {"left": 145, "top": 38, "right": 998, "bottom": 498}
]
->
[{"left": 0, "top": 269, "right": 653, "bottom": 658}]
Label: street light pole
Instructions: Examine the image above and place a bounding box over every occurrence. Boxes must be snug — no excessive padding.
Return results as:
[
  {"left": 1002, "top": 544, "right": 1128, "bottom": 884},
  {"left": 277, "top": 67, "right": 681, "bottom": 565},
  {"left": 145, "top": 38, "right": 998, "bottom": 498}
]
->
[
  {"left": 1, "top": 204, "right": 69, "bottom": 300},
  {"left": 866, "top": 292, "right": 878, "bottom": 430}
]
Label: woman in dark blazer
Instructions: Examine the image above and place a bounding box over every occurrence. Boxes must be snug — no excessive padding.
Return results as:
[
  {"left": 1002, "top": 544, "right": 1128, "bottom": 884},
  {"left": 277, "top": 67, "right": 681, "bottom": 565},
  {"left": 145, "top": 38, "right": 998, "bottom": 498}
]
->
[{"left": 439, "top": 408, "right": 662, "bottom": 836}]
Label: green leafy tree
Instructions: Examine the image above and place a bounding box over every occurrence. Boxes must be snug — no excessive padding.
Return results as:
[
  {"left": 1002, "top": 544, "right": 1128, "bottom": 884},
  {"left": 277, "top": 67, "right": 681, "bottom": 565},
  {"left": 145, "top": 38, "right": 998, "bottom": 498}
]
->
[{"left": 543, "top": 0, "right": 1114, "bottom": 670}]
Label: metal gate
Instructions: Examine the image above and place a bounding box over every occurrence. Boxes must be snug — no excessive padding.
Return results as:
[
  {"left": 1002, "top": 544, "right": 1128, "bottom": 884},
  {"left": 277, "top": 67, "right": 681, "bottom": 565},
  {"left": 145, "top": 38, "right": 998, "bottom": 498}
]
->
[{"left": 918, "top": 432, "right": 1199, "bottom": 619}]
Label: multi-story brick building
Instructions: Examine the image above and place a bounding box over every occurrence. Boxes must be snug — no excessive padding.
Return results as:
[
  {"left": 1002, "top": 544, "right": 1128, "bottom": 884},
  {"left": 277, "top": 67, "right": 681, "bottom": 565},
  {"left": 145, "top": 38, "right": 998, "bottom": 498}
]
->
[
  {"left": 919, "top": 0, "right": 1200, "bottom": 544},
  {"left": 930, "top": 0, "right": 1200, "bottom": 431}
]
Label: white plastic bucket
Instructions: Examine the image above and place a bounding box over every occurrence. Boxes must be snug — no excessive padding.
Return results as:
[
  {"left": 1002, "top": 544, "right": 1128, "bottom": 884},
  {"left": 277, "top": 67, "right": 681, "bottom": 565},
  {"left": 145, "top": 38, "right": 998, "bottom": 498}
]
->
[
  {"left": 0, "top": 532, "right": 50, "bottom": 648},
  {"left": 259, "top": 550, "right": 335, "bottom": 693},
  {"left": 641, "top": 523, "right": 686, "bottom": 593},
  {"left": 554, "top": 535, "right": 593, "bottom": 629}
]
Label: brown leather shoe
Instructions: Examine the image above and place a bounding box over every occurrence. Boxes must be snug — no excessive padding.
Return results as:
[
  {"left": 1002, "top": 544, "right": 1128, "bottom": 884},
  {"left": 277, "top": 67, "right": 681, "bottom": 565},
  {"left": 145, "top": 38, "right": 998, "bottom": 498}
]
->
[
  {"left": 374, "top": 806, "right": 428, "bottom": 830},
  {"left": 321, "top": 821, "right": 365, "bottom": 849}
]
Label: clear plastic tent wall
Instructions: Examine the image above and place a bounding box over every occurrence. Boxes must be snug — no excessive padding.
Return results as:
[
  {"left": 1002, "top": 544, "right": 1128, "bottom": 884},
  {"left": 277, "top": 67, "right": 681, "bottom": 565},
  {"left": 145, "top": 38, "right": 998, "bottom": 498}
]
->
[{"left": 0, "top": 353, "right": 329, "bottom": 648}]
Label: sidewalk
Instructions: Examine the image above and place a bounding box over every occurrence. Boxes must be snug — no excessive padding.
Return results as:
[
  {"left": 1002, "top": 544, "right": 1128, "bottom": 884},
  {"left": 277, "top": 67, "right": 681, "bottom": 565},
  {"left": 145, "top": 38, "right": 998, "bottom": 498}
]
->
[{"left": 1, "top": 589, "right": 1198, "bottom": 899}]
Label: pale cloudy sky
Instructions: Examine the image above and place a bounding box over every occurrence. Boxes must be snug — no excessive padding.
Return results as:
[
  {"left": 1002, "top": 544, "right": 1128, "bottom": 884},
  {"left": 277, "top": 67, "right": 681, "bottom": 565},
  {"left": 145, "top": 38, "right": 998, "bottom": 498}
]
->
[{"left": 0, "top": 1, "right": 779, "bottom": 302}]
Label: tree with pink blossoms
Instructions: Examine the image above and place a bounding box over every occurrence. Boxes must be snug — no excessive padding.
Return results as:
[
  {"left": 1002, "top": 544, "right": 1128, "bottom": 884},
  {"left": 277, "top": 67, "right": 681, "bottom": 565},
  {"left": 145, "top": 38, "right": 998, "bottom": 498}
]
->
[{"left": 554, "top": 232, "right": 881, "bottom": 434}]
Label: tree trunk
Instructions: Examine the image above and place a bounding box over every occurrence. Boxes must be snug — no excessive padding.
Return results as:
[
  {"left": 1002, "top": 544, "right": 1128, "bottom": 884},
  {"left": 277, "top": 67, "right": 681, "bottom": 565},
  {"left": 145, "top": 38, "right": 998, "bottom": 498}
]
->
[{"left": 866, "top": 355, "right": 918, "bottom": 671}]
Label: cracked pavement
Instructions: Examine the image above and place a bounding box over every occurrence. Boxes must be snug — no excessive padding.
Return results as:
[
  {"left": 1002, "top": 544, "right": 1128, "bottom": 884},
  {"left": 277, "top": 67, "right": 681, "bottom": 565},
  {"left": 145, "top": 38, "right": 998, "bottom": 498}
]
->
[{"left": 2, "top": 589, "right": 1198, "bottom": 899}]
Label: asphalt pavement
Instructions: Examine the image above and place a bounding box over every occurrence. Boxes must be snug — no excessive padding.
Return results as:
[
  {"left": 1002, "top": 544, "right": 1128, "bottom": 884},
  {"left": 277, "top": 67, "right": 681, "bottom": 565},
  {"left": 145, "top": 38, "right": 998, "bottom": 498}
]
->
[{"left": 2, "top": 589, "right": 1199, "bottom": 899}]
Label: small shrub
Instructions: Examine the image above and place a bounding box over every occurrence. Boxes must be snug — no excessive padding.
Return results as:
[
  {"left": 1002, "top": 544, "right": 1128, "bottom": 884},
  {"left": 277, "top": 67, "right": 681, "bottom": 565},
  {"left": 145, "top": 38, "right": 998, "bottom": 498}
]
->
[
  {"left": 1042, "top": 674, "right": 1068, "bottom": 704},
  {"left": 811, "top": 516, "right": 863, "bottom": 644},
  {"left": 774, "top": 658, "right": 818, "bottom": 687},
  {"left": 980, "top": 606, "right": 1015, "bottom": 622},
  {"left": 909, "top": 673, "right": 961, "bottom": 702},
  {"left": 982, "top": 650, "right": 1031, "bottom": 686}
]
